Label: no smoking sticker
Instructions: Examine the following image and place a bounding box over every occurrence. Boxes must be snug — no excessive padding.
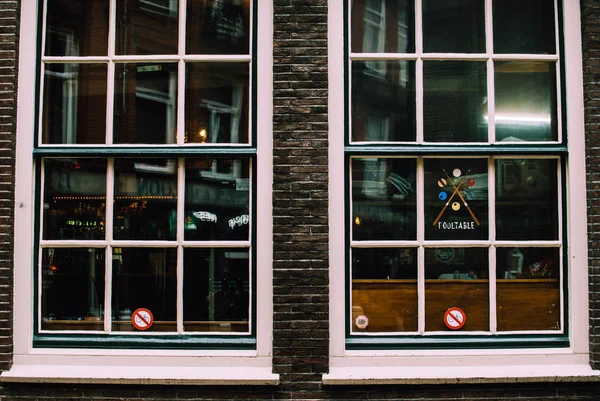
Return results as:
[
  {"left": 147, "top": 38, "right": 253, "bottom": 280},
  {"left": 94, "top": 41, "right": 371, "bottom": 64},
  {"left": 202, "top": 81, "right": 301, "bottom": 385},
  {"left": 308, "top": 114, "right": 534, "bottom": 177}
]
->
[
  {"left": 131, "top": 308, "right": 154, "bottom": 331},
  {"left": 355, "top": 314, "right": 369, "bottom": 329},
  {"left": 444, "top": 307, "right": 466, "bottom": 330}
]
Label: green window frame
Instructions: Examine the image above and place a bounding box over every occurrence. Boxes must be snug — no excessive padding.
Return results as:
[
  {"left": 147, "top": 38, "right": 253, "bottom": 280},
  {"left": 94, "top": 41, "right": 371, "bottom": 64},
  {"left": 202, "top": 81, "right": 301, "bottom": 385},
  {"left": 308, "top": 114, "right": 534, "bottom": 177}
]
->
[
  {"left": 345, "top": 0, "right": 569, "bottom": 349},
  {"left": 33, "top": 0, "right": 258, "bottom": 350}
]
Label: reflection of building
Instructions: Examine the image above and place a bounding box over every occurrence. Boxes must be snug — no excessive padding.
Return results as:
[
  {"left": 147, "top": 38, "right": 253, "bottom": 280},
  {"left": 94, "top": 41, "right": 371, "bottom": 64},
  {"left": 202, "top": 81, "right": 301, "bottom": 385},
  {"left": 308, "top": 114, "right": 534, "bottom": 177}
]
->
[{"left": 3, "top": 1, "right": 600, "bottom": 400}]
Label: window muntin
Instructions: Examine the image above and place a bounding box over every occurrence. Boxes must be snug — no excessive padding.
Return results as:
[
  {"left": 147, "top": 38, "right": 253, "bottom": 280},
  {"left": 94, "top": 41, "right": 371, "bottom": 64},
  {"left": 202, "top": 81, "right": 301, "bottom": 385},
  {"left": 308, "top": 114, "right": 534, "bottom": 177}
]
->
[
  {"left": 347, "top": 0, "right": 565, "bottom": 345},
  {"left": 36, "top": 0, "right": 256, "bottom": 346}
]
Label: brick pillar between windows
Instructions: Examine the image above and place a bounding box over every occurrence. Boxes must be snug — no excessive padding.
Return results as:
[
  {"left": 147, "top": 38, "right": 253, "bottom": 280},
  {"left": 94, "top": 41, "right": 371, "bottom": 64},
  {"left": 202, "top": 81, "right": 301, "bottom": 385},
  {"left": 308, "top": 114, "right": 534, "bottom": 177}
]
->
[{"left": 272, "top": 0, "right": 330, "bottom": 397}]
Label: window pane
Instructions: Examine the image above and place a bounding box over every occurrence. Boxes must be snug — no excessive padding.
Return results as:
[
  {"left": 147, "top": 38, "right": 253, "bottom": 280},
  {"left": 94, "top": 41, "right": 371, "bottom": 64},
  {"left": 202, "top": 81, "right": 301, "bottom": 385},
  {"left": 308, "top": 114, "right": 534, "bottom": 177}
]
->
[
  {"left": 424, "top": 158, "right": 488, "bottom": 241},
  {"left": 494, "top": 62, "right": 558, "bottom": 142},
  {"left": 352, "top": 157, "right": 416, "bottom": 240},
  {"left": 351, "top": 61, "right": 416, "bottom": 142},
  {"left": 43, "top": 158, "right": 107, "bottom": 240},
  {"left": 425, "top": 247, "right": 489, "bottom": 332},
  {"left": 45, "top": 0, "right": 109, "bottom": 56},
  {"left": 423, "top": 61, "right": 487, "bottom": 142},
  {"left": 185, "top": 159, "right": 250, "bottom": 241},
  {"left": 116, "top": 0, "right": 178, "bottom": 55},
  {"left": 493, "top": 0, "right": 556, "bottom": 54},
  {"left": 186, "top": 0, "right": 251, "bottom": 55},
  {"left": 41, "top": 248, "right": 106, "bottom": 331},
  {"left": 183, "top": 248, "right": 250, "bottom": 332},
  {"left": 422, "top": 0, "right": 485, "bottom": 53},
  {"left": 114, "top": 159, "right": 178, "bottom": 240},
  {"left": 114, "top": 63, "right": 178, "bottom": 144},
  {"left": 496, "top": 247, "right": 560, "bottom": 331},
  {"left": 352, "top": 248, "right": 417, "bottom": 332},
  {"left": 185, "top": 63, "right": 249, "bottom": 144},
  {"left": 112, "top": 248, "right": 177, "bottom": 332},
  {"left": 495, "top": 158, "right": 558, "bottom": 240},
  {"left": 350, "top": 0, "right": 415, "bottom": 54},
  {"left": 42, "top": 63, "right": 107, "bottom": 144}
]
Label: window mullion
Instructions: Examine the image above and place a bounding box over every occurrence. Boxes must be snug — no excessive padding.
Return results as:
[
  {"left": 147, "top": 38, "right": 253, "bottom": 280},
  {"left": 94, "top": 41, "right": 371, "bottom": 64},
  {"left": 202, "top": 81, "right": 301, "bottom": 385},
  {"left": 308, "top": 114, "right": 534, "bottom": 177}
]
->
[
  {"left": 104, "top": 158, "right": 115, "bottom": 332},
  {"left": 488, "top": 157, "right": 497, "bottom": 334},
  {"left": 177, "top": 157, "right": 185, "bottom": 333},
  {"left": 417, "top": 157, "right": 425, "bottom": 334}
]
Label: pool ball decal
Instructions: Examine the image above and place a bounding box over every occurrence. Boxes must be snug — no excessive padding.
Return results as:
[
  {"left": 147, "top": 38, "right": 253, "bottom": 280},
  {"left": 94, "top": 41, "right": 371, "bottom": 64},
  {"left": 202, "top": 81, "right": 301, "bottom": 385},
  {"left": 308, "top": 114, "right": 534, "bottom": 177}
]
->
[{"left": 432, "top": 169, "right": 480, "bottom": 227}]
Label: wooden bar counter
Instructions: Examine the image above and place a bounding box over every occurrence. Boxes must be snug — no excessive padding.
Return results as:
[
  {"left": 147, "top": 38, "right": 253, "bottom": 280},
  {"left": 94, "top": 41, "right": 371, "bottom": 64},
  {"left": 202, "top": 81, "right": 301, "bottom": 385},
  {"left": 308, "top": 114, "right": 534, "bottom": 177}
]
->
[{"left": 352, "top": 279, "right": 560, "bottom": 333}]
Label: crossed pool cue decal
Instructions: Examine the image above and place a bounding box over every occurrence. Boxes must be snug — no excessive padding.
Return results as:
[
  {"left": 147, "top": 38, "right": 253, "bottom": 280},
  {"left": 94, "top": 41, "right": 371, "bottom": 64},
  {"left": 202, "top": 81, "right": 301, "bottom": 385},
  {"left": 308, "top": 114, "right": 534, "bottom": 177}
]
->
[{"left": 432, "top": 169, "right": 480, "bottom": 227}]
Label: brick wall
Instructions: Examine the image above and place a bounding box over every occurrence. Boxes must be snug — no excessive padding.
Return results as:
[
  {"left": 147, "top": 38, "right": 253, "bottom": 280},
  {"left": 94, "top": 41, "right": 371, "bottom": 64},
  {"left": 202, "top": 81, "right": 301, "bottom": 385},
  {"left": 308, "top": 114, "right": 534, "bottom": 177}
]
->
[
  {"left": 272, "top": 0, "right": 330, "bottom": 398},
  {"left": 0, "top": 0, "right": 17, "bottom": 371},
  {"left": 583, "top": 0, "right": 600, "bottom": 371},
  {"left": 0, "top": 0, "right": 600, "bottom": 400}
]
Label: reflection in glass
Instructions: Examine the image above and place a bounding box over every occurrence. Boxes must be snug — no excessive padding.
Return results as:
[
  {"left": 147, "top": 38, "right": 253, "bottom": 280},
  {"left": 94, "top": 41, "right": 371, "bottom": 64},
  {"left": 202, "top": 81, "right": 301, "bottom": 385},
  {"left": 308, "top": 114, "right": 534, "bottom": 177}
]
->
[
  {"left": 425, "top": 247, "right": 489, "bottom": 331},
  {"left": 350, "top": 0, "right": 415, "bottom": 54},
  {"left": 114, "top": 159, "right": 177, "bottom": 240},
  {"left": 42, "top": 64, "right": 107, "bottom": 144},
  {"left": 186, "top": 0, "right": 250, "bottom": 55},
  {"left": 494, "top": 62, "right": 557, "bottom": 142},
  {"left": 43, "top": 159, "right": 107, "bottom": 240},
  {"left": 185, "top": 63, "right": 249, "bottom": 144},
  {"left": 422, "top": 0, "right": 484, "bottom": 53},
  {"left": 352, "top": 158, "right": 416, "bottom": 240},
  {"left": 351, "top": 61, "right": 416, "bottom": 142},
  {"left": 41, "top": 248, "right": 105, "bottom": 331},
  {"left": 183, "top": 248, "right": 250, "bottom": 332},
  {"left": 496, "top": 247, "right": 560, "bottom": 331},
  {"left": 45, "top": 0, "right": 109, "bottom": 56},
  {"left": 493, "top": 0, "right": 556, "bottom": 54},
  {"left": 495, "top": 158, "right": 558, "bottom": 240},
  {"left": 112, "top": 248, "right": 177, "bottom": 332},
  {"left": 185, "top": 159, "right": 250, "bottom": 241},
  {"left": 424, "top": 158, "right": 488, "bottom": 241},
  {"left": 116, "top": 0, "right": 178, "bottom": 55},
  {"left": 423, "top": 61, "right": 487, "bottom": 142},
  {"left": 352, "top": 248, "right": 418, "bottom": 333},
  {"left": 114, "top": 63, "right": 178, "bottom": 144}
]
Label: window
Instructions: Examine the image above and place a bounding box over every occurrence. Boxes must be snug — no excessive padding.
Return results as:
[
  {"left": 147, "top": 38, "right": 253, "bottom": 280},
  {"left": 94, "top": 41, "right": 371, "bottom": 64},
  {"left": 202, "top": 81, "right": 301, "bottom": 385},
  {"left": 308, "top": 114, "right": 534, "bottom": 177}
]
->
[
  {"left": 326, "top": 0, "right": 596, "bottom": 383},
  {"left": 5, "top": 0, "right": 276, "bottom": 384}
]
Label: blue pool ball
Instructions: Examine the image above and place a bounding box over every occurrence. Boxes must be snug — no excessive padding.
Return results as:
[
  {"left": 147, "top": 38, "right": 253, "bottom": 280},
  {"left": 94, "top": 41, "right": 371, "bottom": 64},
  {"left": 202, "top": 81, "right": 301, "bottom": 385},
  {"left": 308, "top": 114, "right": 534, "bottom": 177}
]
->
[{"left": 438, "top": 191, "right": 448, "bottom": 201}]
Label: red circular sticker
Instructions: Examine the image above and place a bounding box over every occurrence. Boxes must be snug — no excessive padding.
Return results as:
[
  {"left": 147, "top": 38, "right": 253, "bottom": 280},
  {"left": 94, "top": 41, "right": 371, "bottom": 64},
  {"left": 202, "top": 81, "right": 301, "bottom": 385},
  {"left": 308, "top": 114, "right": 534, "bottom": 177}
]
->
[
  {"left": 355, "top": 314, "right": 369, "bottom": 329},
  {"left": 444, "top": 307, "right": 466, "bottom": 330},
  {"left": 131, "top": 308, "right": 154, "bottom": 331}
]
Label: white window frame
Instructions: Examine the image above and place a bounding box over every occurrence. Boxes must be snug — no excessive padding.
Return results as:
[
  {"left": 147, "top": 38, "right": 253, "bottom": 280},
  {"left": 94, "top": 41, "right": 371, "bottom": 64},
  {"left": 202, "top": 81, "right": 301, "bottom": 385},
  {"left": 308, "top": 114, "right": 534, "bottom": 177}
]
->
[
  {"left": 326, "top": 0, "right": 600, "bottom": 384},
  {"left": 2, "top": 0, "right": 277, "bottom": 385}
]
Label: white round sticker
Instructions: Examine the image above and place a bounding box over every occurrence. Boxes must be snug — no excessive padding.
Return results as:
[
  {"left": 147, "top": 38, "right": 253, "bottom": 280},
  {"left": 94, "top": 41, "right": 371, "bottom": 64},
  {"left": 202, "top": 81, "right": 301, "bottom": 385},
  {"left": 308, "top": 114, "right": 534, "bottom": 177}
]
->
[{"left": 355, "top": 314, "right": 369, "bottom": 329}]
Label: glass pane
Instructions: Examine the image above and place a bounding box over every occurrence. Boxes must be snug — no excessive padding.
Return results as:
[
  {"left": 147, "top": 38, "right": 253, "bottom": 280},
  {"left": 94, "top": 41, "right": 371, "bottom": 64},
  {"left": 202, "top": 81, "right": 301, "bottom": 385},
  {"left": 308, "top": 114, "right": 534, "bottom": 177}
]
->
[
  {"left": 423, "top": 61, "right": 487, "bottom": 142},
  {"left": 43, "top": 159, "right": 107, "bottom": 240},
  {"left": 186, "top": 0, "right": 251, "bottom": 55},
  {"left": 116, "top": 0, "right": 178, "bottom": 55},
  {"left": 351, "top": 248, "right": 418, "bottom": 333},
  {"left": 493, "top": 0, "right": 556, "bottom": 54},
  {"left": 41, "top": 248, "right": 105, "bottom": 331},
  {"left": 183, "top": 248, "right": 250, "bottom": 332},
  {"left": 42, "top": 63, "right": 107, "bottom": 144},
  {"left": 496, "top": 247, "right": 560, "bottom": 331},
  {"left": 352, "top": 158, "right": 416, "bottom": 240},
  {"left": 422, "top": 0, "right": 485, "bottom": 53},
  {"left": 185, "top": 63, "right": 249, "bottom": 144},
  {"left": 351, "top": 61, "right": 416, "bottom": 142},
  {"left": 350, "top": 0, "right": 415, "bottom": 54},
  {"left": 114, "top": 63, "right": 178, "bottom": 144},
  {"left": 425, "top": 247, "right": 489, "bottom": 332},
  {"left": 424, "top": 158, "right": 488, "bottom": 241},
  {"left": 496, "top": 158, "right": 558, "bottom": 240},
  {"left": 185, "top": 159, "right": 250, "bottom": 241},
  {"left": 114, "top": 159, "right": 177, "bottom": 240},
  {"left": 494, "top": 62, "right": 557, "bottom": 142},
  {"left": 45, "top": 0, "right": 109, "bottom": 56},
  {"left": 112, "top": 248, "right": 177, "bottom": 332}
]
